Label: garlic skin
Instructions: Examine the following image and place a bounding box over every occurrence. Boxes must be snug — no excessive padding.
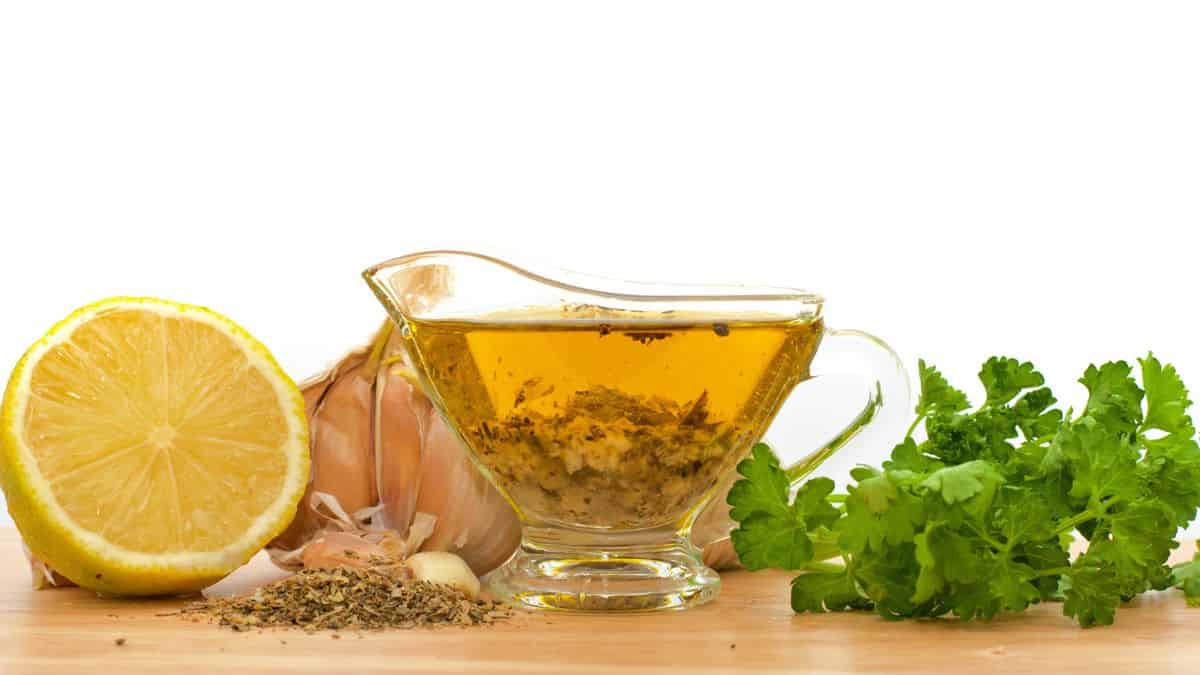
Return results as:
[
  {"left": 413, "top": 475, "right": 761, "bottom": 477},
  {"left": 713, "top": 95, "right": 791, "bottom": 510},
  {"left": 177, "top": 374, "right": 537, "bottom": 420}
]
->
[
  {"left": 298, "top": 531, "right": 391, "bottom": 570},
  {"left": 402, "top": 551, "right": 481, "bottom": 599}
]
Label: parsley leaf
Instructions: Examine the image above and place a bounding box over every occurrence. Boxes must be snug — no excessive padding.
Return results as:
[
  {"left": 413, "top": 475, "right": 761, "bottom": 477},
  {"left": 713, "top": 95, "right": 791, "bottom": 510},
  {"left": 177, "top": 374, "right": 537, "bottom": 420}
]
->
[
  {"left": 1140, "top": 353, "right": 1194, "bottom": 435},
  {"left": 1054, "top": 419, "right": 1141, "bottom": 506},
  {"left": 728, "top": 443, "right": 791, "bottom": 523},
  {"left": 837, "top": 468, "right": 923, "bottom": 554},
  {"left": 920, "top": 460, "right": 1005, "bottom": 506},
  {"left": 913, "top": 522, "right": 981, "bottom": 603},
  {"left": 1063, "top": 558, "right": 1122, "bottom": 627},
  {"left": 1140, "top": 434, "right": 1200, "bottom": 526},
  {"left": 1079, "top": 361, "right": 1144, "bottom": 435},
  {"left": 728, "top": 444, "right": 838, "bottom": 571},
  {"left": 883, "top": 437, "right": 940, "bottom": 473},
  {"left": 1011, "top": 387, "right": 1062, "bottom": 440},
  {"left": 994, "top": 487, "right": 1056, "bottom": 544},
  {"left": 916, "top": 359, "right": 969, "bottom": 416},
  {"left": 979, "top": 357, "right": 1044, "bottom": 407},
  {"left": 1106, "top": 500, "right": 1177, "bottom": 572},
  {"left": 791, "top": 568, "right": 870, "bottom": 613}
]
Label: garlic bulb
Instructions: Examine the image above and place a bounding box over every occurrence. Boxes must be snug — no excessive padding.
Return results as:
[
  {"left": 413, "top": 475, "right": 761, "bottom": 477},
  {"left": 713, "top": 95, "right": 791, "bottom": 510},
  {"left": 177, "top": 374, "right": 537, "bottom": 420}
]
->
[{"left": 267, "top": 322, "right": 523, "bottom": 576}]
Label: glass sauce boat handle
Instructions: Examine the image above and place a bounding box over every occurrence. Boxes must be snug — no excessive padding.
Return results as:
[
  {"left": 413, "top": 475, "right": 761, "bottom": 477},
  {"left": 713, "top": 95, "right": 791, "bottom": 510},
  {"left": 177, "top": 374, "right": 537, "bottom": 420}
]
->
[{"left": 775, "top": 328, "right": 912, "bottom": 484}]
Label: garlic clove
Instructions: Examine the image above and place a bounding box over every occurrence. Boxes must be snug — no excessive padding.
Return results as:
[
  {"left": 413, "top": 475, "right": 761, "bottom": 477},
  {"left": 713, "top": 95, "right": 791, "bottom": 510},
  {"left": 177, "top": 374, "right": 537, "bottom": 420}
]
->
[
  {"left": 374, "top": 355, "right": 428, "bottom": 534},
  {"left": 402, "top": 551, "right": 481, "bottom": 599},
  {"left": 701, "top": 538, "right": 740, "bottom": 571},
  {"left": 309, "top": 359, "right": 379, "bottom": 519},
  {"left": 692, "top": 472, "right": 744, "bottom": 571},
  {"left": 272, "top": 344, "right": 374, "bottom": 553},
  {"left": 412, "top": 413, "right": 522, "bottom": 575}
]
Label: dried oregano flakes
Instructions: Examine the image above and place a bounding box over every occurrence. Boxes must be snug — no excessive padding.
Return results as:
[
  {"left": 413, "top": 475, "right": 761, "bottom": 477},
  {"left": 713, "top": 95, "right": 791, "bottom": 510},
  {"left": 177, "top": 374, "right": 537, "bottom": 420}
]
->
[{"left": 181, "top": 567, "right": 511, "bottom": 632}]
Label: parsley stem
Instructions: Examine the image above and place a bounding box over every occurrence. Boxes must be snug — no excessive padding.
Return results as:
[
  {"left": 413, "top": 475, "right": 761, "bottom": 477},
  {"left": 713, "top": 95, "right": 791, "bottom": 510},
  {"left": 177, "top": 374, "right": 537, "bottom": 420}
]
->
[
  {"left": 801, "top": 561, "right": 846, "bottom": 574},
  {"left": 1032, "top": 566, "right": 1072, "bottom": 579},
  {"left": 965, "top": 522, "right": 1006, "bottom": 552},
  {"left": 1054, "top": 510, "right": 1096, "bottom": 535},
  {"left": 904, "top": 414, "right": 926, "bottom": 440},
  {"left": 1052, "top": 496, "right": 1118, "bottom": 536}
]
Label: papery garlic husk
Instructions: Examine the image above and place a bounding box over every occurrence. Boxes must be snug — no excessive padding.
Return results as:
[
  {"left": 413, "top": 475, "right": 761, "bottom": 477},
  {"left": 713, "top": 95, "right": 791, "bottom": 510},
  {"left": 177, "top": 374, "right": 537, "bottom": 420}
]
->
[{"left": 24, "top": 545, "right": 73, "bottom": 590}]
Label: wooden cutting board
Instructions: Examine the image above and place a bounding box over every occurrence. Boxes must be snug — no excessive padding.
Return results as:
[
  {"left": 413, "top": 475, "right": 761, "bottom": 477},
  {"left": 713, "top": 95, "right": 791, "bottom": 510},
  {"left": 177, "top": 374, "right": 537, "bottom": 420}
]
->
[{"left": 0, "top": 528, "right": 1195, "bottom": 674}]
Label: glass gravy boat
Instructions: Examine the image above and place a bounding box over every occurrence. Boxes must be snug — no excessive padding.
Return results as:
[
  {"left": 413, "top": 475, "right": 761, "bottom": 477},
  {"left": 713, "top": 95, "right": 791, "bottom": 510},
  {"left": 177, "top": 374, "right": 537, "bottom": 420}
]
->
[{"left": 364, "top": 251, "right": 909, "bottom": 611}]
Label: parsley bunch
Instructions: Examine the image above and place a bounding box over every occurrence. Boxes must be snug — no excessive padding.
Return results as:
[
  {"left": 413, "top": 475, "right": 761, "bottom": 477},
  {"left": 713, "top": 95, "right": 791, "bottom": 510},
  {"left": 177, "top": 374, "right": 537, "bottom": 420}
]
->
[{"left": 728, "top": 354, "right": 1200, "bottom": 626}]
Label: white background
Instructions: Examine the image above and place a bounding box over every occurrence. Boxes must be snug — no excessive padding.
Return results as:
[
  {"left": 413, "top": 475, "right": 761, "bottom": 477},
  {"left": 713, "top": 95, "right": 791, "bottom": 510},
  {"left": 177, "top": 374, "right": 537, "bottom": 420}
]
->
[{"left": 1, "top": 2, "right": 1198, "bottom": 535}]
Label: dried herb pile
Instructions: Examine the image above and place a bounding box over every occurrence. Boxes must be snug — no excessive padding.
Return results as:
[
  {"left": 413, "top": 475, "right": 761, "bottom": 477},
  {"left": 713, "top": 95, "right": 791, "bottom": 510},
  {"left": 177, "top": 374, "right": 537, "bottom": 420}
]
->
[{"left": 182, "top": 567, "right": 510, "bottom": 632}]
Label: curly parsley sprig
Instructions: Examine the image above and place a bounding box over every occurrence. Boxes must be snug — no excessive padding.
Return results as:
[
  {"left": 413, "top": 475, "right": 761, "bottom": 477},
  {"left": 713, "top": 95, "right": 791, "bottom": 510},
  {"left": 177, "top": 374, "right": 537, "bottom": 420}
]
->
[{"left": 728, "top": 354, "right": 1200, "bottom": 627}]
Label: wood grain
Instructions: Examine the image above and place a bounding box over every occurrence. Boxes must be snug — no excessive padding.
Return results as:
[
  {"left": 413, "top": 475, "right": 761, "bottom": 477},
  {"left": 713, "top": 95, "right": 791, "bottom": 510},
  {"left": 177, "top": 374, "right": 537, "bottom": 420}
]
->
[{"left": 0, "top": 528, "right": 1196, "bottom": 674}]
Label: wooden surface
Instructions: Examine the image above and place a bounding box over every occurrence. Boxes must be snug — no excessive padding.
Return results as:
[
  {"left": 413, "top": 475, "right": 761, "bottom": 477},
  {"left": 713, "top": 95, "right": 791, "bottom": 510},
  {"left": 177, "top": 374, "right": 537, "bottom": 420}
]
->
[{"left": 0, "top": 529, "right": 1196, "bottom": 674}]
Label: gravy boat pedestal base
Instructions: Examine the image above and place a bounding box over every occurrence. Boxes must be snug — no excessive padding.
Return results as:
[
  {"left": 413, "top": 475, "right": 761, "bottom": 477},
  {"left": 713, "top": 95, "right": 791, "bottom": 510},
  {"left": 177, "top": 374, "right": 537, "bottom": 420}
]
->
[{"left": 484, "top": 526, "right": 719, "bottom": 611}]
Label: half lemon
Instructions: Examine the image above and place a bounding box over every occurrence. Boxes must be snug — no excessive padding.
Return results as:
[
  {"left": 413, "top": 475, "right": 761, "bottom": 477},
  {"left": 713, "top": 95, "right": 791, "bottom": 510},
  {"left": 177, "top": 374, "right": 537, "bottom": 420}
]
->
[{"left": 0, "top": 297, "right": 309, "bottom": 595}]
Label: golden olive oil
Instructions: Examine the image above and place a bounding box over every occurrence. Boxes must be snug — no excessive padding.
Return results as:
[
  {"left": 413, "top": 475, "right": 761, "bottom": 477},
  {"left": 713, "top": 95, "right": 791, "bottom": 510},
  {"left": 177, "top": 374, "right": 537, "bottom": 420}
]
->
[{"left": 405, "top": 313, "right": 824, "bottom": 529}]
